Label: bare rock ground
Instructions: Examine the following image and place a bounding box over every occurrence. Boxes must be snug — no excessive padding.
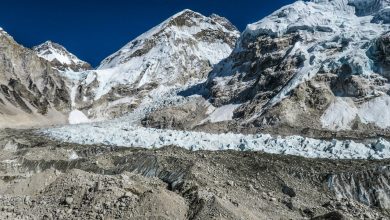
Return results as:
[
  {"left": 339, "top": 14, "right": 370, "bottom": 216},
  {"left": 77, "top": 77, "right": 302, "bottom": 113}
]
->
[{"left": 0, "top": 129, "right": 390, "bottom": 219}]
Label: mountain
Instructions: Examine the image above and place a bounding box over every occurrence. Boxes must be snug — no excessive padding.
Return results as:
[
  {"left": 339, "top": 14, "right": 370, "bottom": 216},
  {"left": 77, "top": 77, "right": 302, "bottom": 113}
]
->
[
  {"left": 0, "top": 10, "right": 239, "bottom": 127},
  {"left": 70, "top": 9, "right": 239, "bottom": 120},
  {"left": 0, "top": 28, "right": 71, "bottom": 128},
  {"left": 192, "top": 0, "right": 390, "bottom": 137},
  {"left": 33, "top": 41, "right": 92, "bottom": 72}
]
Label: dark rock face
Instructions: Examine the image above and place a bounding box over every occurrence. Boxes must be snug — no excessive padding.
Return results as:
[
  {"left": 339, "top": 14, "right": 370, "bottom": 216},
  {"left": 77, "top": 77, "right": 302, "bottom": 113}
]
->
[
  {"left": 349, "top": 0, "right": 385, "bottom": 17},
  {"left": 205, "top": 32, "right": 331, "bottom": 131},
  {"left": 207, "top": 34, "right": 302, "bottom": 107},
  {"left": 373, "top": 31, "right": 390, "bottom": 79},
  {"left": 282, "top": 185, "right": 296, "bottom": 198},
  {"left": 312, "top": 211, "right": 346, "bottom": 220},
  {"left": 196, "top": 2, "right": 390, "bottom": 136},
  {"left": 0, "top": 30, "right": 71, "bottom": 128}
]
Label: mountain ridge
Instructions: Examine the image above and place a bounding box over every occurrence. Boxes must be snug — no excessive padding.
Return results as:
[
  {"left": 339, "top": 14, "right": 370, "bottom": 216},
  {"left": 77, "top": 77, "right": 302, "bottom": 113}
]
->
[
  {"left": 0, "top": 9, "right": 240, "bottom": 126},
  {"left": 66, "top": 9, "right": 240, "bottom": 120},
  {"left": 0, "top": 28, "right": 71, "bottom": 128}
]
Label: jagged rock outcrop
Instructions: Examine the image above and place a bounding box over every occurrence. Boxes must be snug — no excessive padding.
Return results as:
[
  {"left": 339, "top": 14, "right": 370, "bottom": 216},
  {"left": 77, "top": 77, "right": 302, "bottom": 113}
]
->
[
  {"left": 0, "top": 28, "right": 71, "bottom": 128},
  {"left": 33, "top": 41, "right": 92, "bottom": 72},
  {"left": 202, "top": 0, "right": 390, "bottom": 134}
]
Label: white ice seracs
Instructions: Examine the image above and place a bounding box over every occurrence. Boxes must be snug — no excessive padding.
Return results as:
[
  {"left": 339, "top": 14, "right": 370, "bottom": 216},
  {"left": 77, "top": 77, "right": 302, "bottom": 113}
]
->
[
  {"left": 40, "top": 120, "right": 390, "bottom": 159},
  {"left": 244, "top": 0, "right": 388, "bottom": 102}
]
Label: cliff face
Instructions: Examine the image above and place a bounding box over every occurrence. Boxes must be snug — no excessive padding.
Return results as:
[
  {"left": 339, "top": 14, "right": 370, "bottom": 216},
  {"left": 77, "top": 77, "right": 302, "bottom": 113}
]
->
[
  {"left": 0, "top": 28, "right": 71, "bottom": 128},
  {"left": 202, "top": 0, "right": 390, "bottom": 134}
]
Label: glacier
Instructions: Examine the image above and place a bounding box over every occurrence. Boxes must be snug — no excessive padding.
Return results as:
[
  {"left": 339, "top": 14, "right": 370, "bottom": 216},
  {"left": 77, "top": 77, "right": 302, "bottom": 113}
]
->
[
  {"left": 39, "top": 4, "right": 390, "bottom": 160},
  {"left": 40, "top": 120, "right": 390, "bottom": 160},
  {"left": 40, "top": 78, "right": 390, "bottom": 160}
]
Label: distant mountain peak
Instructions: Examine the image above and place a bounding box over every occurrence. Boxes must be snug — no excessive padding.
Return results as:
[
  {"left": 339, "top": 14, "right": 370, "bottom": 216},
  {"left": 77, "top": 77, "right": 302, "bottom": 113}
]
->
[{"left": 33, "top": 41, "right": 92, "bottom": 72}]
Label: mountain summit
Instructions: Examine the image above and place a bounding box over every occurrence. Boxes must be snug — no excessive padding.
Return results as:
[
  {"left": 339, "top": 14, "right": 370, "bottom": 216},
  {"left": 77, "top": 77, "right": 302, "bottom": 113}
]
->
[
  {"left": 70, "top": 9, "right": 239, "bottom": 119},
  {"left": 33, "top": 41, "right": 92, "bottom": 72},
  {"left": 98, "top": 9, "right": 238, "bottom": 70}
]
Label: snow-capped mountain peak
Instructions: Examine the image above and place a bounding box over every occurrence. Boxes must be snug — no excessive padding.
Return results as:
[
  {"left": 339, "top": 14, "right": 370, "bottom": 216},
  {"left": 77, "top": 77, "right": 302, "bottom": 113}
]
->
[
  {"left": 68, "top": 9, "right": 240, "bottom": 120},
  {"left": 92, "top": 8, "right": 239, "bottom": 98},
  {"left": 98, "top": 9, "right": 239, "bottom": 69},
  {"left": 33, "top": 41, "right": 92, "bottom": 72}
]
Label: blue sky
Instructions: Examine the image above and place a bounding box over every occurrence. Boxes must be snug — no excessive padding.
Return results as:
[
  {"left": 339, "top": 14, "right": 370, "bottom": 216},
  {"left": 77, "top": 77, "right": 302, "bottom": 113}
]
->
[{"left": 0, "top": 0, "right": 294, "bottom": 66}]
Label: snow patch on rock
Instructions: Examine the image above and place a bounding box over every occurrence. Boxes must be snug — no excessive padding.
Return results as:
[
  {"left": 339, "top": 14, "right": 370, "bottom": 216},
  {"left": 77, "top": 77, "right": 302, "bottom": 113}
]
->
[
  {"left": 203, "top": 104, "right": 241, "bottom": 123},
  {"left": 321, "top": 97, "right": 359, "bottom": 130},
  {"left": 68, "top": 150, "right": 79, "bottom": 160},
  {"left": 68, "top": 110, "right": 90, "bottom": 125},
  {"left": 358, "top": 96, "right": 390, "bottom": 128},
  {"left": 321, "top": 96, "right": 390, "bottom": 130}
]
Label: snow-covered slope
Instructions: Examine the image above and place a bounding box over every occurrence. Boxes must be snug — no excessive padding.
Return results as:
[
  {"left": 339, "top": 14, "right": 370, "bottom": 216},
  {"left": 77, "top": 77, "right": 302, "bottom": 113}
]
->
[
  {"left": 205, "top": 0, "right": 390, "bottom": 133},
  {"left": 68, "top": 9, "right": 239, "bottom": 120},
  {"left": 98, "top": 9, "right": 238, "bottom": 70},
  {"left": 94, "top": 9, "right": 238, "bottom": 97},
  {"left": 33, "top": 41, "right": 92, "bottom": 72}
]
